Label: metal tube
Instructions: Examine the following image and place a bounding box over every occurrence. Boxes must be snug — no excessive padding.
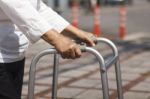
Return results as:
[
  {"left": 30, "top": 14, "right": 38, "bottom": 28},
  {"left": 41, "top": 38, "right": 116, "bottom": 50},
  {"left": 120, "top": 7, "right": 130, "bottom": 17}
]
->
[
  {"left": 105, "top": 56, "right": 118, "bottom": 69},
  {"left": 28, "top": 47, "right": 110, "bottom": 99},
  {"left": 28, "top": 49, "right": 57, "bottom": 99},
  {"left": 115, "top": 59, "right": 124, "bottom": 99},
  {"left": 27, "top": 37, "right": 121, "bottom": 99},
  {"left": 85, "top": 47, "right": 109, "bottom": 99},
  {"left": 96, "top": 38, "right": 119, "bottom": 69},
  {"left": 52, "top": 54, "right": 59, "bottom": 99},
  {"left": 96, "top": 37, "right": 123, "bottom": 99}
]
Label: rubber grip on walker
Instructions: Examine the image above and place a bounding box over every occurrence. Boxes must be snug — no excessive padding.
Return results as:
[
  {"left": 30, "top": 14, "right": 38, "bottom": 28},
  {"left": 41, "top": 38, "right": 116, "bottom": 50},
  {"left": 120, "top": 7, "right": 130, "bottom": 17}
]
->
[
  {"left": 80, "top": 46, "right": 86, "bottom": 52},
  {"left": 90, "top": 35, "right": 98, "bottom": 44}
]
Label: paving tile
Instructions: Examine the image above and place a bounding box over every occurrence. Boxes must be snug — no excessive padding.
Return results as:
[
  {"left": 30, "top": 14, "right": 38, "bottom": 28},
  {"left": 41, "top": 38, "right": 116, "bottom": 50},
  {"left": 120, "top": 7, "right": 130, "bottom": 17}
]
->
[
  {"left": 75, "top": 90, "right": 113, "bottom": 99},
  {"left": 36, "top": 68, "right": 53, "bottom": 76},
  {"left": 145, "top": 77, "right": 150, "bottom": 83},
  {"left": 124, "top": 92, "right": 150, "bottom": 99},
  {"left": 59, "top": 70, "right": 89, "bottom": 78},
  {"left": 58, "top": 77, "right": 72, "bottom": 84},
  {"left": 88, "top": 72, "right": 102, "bottom": 79},
  {"left": 79, "top": 63, "right": 100, "bottom": 72},
  {"left": 75, "top": 89, "right": 103, "bottom": 99},
  {"left": 57, "top": 87, "right": 85, "bottom": 98},
  {"left": 94, "top": 80, "right": 129, "bottom": 90},
  {"left": 34, "top": 85, "right": 50, "bottom": 94},
  {"left": 22, "top": 85, "right": 28, "bottom": 97},
  {"left": 121, "top": 66, "right": 150, "bottom": 74},
  {"left": 69, "top": 78, "right": 101, "bottom": 88},
  {"left": 130, "top": 82, "right": 150, "bottom": 92},
  {"left": 23, "top": 75, "right": 29, "bottom": 82},
  {"left": 120, "top": 73, "right": 141, "bottom": 81},
  {"left": 36, "top": 77, "right": 53, "bottom": 85},
  {"left": 43, "top": 92, "right": 52, "bottom": 98}
]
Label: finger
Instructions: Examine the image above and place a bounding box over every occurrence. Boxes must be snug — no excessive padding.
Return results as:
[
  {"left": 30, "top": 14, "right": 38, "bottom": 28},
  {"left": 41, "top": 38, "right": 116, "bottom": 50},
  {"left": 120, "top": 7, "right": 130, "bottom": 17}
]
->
[
  {"left": 90, "top": 35, "right": 97, "bottom": 44},
  {"left": 87, "top": 34, "right": 97, "bottom": 46},
  {"left": 85, "top": 38, "right": 95, "bottom": 47},
  {"left": 89, "top": 36, "right": 97, "bottom": 46},
  {"left": 61, "top": 52, "right": 67, "bottom": 59},
  {"left": 69, "top": 44, "right": 77, "bottom": 59},
  {"left": 62, "top": 44, "right": 76, "bottom": 59},
  {"left": 74, "top": 46, "right": 82, "bottom": 58},
  {"left": 60, "top": 50, "right": 71, "bottom": 59},
  {"left": 69, "top": 48, "right": 76, "bottom": 59}
]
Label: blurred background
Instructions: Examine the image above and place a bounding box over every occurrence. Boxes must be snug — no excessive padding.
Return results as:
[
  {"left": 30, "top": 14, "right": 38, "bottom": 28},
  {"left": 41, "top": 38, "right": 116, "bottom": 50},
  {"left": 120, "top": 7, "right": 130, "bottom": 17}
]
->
[{"left": 43, "top": 0, "right": 150, "bottom": 41}]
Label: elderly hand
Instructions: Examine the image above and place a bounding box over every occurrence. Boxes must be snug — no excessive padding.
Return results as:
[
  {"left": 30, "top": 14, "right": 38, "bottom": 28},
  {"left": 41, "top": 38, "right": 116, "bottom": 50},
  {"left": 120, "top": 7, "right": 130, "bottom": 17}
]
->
[
  {"left": 61, "top": 25, "right": 96, "bottom": 47},
  {"left": 75, "top": 30, "right": 96, "bottom": 47},
  {"left": 42, "top": 29, "right": 81, "bottom": 59}
]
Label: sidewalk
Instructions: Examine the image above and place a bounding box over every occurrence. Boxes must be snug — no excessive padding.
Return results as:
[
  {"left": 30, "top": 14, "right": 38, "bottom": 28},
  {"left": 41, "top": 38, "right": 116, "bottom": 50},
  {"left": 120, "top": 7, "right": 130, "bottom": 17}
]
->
[
  {"left": 21, "top": 36, "right": 150, "bottom": 99},
  {"left": 21, "top": 1, "right": 150, "bottom": 98}
]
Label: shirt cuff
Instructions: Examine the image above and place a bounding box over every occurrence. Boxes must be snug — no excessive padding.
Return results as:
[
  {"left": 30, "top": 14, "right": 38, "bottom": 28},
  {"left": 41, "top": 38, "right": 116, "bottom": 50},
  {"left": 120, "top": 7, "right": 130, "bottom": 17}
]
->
[
  {"left": 39, "top": 2, "right": 70, "bottom": 33},
  {"left": 51, "top": 17, "right": 70, "bottom": 33},
  {"left": 26, "top": 19, "right": 53, "bottom": 43}
]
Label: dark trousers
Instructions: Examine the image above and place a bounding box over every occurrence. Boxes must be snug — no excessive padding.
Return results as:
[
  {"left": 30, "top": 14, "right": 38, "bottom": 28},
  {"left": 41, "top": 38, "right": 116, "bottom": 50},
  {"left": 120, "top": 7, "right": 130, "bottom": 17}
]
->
[{"left": 0, "top": 58, "right": 25, "bottom": 99}]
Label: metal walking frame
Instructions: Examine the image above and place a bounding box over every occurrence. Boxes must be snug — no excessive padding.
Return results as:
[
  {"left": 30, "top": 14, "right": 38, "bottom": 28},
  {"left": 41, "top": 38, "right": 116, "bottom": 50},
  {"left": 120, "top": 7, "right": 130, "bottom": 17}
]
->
[{"left": 28, "top": 37, "right": 123, "bottom": 99}]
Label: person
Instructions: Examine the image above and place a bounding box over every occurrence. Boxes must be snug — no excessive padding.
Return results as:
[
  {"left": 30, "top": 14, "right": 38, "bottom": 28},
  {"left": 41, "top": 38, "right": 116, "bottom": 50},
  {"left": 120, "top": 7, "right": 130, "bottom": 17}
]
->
[{"left": 0, "top": 0, "right": 95, "bottom": 99}]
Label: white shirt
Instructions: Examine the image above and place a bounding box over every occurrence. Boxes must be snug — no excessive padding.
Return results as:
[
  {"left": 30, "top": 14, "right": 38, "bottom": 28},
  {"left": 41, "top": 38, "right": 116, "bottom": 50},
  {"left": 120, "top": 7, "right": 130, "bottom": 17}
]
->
[{"left": 0, "top": 0, "right": 70, "bottom": 63}]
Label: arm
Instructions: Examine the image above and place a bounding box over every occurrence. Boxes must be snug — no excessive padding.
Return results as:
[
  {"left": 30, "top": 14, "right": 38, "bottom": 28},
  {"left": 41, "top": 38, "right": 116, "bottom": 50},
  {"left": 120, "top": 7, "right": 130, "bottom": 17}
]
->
[
  {"left": 0, "top": 0, "right": 81, "bottom": 59},
  {"left": 0, "top": 0, "right": 81, "bottom": 58},
  {"left": 0, "top": 0, "right": 94, "bottom": 59},
  {"left": 39, "top": 1, "right": 95, "bottom": 46},
  {"left": 0, "top": 0, "right": 52, "bottom": 43}
]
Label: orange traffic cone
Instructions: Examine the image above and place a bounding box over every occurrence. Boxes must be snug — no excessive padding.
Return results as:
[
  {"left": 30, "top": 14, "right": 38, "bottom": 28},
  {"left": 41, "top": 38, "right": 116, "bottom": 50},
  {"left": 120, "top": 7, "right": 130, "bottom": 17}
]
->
[
  {"left": 93, "top": 5, "right": 101, "bottom": 37},
  {"left": 119, "top": 25, "right": 126, "bottom": 39},
  {"left": 71, "top": 2, "right": 79, "bottom": 28},
  {"left": 119, "top": 6, "right": 127, "bottom": 40}
]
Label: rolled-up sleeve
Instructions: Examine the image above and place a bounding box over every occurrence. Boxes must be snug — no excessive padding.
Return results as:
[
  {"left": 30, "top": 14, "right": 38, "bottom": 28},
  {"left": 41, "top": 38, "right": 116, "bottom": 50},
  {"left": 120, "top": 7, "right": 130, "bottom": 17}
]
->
[
  {"left": 0, "top": 0, "right": 53, "bottom": 43},
  {"left": 39, "top": 1, "right": 70, "bottom": 33}
]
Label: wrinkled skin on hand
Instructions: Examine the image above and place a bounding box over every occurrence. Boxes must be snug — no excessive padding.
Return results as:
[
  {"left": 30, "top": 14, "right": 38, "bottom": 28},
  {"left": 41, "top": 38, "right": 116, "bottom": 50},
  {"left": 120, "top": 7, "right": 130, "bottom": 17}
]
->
[
  {"left": 42, "top": 25, "right": 96, "bottom": 59},
  {"left": 53, "top": 34, "right": 81, "bottom": 59},
  {"left": 61, "top": 25, "right": 96, "bottom": 47},
  {"left": 42, "top": 29, "right": 82, "bottom": 59}
]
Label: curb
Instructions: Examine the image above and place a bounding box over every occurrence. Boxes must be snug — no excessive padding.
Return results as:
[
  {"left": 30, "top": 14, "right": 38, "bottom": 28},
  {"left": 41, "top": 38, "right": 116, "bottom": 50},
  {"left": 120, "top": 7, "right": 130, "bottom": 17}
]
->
[{"left": 124, "top": 32, "right": 150, "bottom": 41}]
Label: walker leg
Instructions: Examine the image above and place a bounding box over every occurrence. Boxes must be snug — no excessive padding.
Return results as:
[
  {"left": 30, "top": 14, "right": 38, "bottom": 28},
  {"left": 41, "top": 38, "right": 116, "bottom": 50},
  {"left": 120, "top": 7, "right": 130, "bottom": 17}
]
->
[
  {"left": 52, "top": 54, "right": 59, "bottom": 99},
  {"left": 100, "top": 71, "right": 110, "bottom": 99},
  {"left": 115, "top": 59, "right": 123, "bottom": 99}
]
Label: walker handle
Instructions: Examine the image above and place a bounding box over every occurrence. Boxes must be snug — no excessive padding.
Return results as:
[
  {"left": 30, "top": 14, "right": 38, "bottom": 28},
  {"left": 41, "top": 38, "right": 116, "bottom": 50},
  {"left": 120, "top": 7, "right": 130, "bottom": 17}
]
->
[
  {"left": 95, "top": 37, "right": 119, "bottom": 70},
  {"left": 76, "top": 36, "right": 118, "bottom": 70}
]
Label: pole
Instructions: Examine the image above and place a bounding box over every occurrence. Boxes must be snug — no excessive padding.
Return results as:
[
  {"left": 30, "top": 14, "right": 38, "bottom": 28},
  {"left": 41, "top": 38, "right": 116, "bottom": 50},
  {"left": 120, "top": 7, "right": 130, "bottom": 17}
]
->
[
  {"left": 51, "top": 54, "right": 59, "bottom": 99},
  {"left": 71, "top": 0, "right": 79, "bottom": 27},
  {"left": 93, "top": 4, "right": 101, "bottom": 37},
  {"left": 119, "top": 5, "right": 127, "bottom": 40},
  {"left": 53, "top": 0, "right": 61, "bottom": 14}
]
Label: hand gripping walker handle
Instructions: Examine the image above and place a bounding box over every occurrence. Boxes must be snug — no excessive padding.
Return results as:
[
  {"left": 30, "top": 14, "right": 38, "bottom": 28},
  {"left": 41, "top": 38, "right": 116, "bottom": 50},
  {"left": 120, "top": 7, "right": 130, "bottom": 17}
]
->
[{"left": 28, "top": 37, "right": 123, "bottom": 99}]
